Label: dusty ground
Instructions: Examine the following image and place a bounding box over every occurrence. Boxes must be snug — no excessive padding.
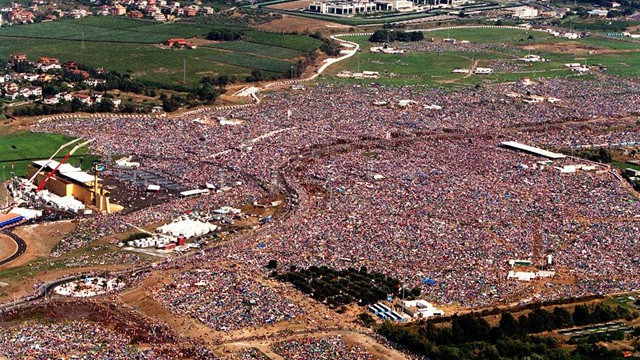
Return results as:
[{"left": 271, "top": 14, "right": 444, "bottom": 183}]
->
[
  {"left": 0, "top": 264, "right": 131, "bottom": 302},
  {"left": 1, "top": 220, "right": 77, "bottom": 270},
  {"left": 0, "top": 234, "right": 17, "bottom": 263},
  {"left": 520, "top": 42, "right": 629, "bottom": 55},
  {"left": 221, "top": 330, "right": 410, "bottom": 360},
  {"left": 256, "top": 14, "right": 350, "bottom": 33},
  {"left": 268, "top": 0, "right": 315, "bottom": 10}
]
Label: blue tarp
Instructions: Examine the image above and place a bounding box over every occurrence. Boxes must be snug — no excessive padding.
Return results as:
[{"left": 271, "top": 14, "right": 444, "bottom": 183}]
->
[
  {"left": 0, "top": 215, "right": 23, "bottom": 229},
  {"left": 422, "top": 278, "right": 437, "bottom": 285}
]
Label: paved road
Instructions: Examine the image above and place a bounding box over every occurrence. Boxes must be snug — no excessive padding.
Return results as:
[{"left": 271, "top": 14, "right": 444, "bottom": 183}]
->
[{"left": 0, "top": 229, "right": 26, "bottom": 267}]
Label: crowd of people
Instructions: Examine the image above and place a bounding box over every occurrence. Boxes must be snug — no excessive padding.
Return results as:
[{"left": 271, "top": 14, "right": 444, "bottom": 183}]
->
[
  {"left": 20, "top": 74, "right": 640, "bottom": 316},
  {"left": 152, "top": 267, "right": 304, "bottom": 331},
  {"left": 272, "top": 337, "right": 374, "bottom": 360},
  {"left": 0, "top": 320, "right": 171, "bottom": 359}
]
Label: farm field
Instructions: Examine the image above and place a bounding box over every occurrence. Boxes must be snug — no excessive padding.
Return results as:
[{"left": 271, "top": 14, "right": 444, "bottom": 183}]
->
[
  {"left": 0, "top": 132, "right": 95, "bottom": 181},
  {"left": 326, "top": 28, "right": 640, "bottom": 87},
  {"left": 0, "top": 17, "right": 323, "bottom": 87}
]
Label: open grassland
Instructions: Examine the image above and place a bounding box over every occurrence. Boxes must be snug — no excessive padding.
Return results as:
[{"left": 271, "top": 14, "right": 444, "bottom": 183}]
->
[
  {"left": 0, "top": 17, "right": 322, "bottom": 86},
  {"left": 0, "top": 132, "right": 95, "bottom": 181},
  {"left": 326, "top": 29, "right": 640, "bottom": 87},
  {"left": 0, "top": 17, "right": 227, "bottom": 43}
]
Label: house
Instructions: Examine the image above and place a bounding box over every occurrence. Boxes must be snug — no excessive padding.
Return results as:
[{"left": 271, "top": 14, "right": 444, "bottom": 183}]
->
[
  {"left": 128, "top": 10, "right": 143, "bottom": 18},
  {"left": 4, "top": 90, "right": 19, "bottom": 101},
  {"left": 513, "top": 6, "right": 538, "bottom": 19},
  {"left": 68, "top": 9, "right": 88, "bottom": 18},
  {"left": 63, "top": 61, "right": 80, "bottom": 70},
  {"left": 21, "top": 73, "right": 39, "bottom": 82},
  {"left": 182, "top": 7, "right": 196, "bottom": 16},
  {"left": 166, "top": 38, "right": 197, "bottom": 49},
  {"left": 9, "top": 53, "right": 27, "bottom": 64},
  {"left": 112, "top": 4, "right": 127, "bottom": 15},
  {"left": 27, "top": 86, "right": 42, "bottom": 97},
  {"left": 72, "top": 93, "right": 92, "bottom": 104},
  {"left": 37, "top": 57, "right": 62, "bottom": 71},
  {"left": 58, "top": 92, "right": 74, "bottom": 101},
  {"left": 153, "top": 13, "right": 166, "bottom": 21},
  {"left": 84, "top": 78, "right": 106, "bottom": 87},
  {"left": 588, "top": 9, "right": 608, "bottom": 17},
  {"left": 8, "top": 10, "right": 35, "bottom": 24},
  {"left": 43, "top": 95, "right": 60, "bottom": 105},
  {"left": 3, "top": 82, "right": 19, "bottom": 92}
]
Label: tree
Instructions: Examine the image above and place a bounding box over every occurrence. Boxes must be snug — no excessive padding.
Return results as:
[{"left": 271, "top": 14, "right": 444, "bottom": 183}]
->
[
  {"left": 197, "top": 82, "right": 217, "bottom": 102},
  {"left": 247, "top": 70, "right": 265, "bottom": 82},
  {"left": 266, "top": 259, "right": 278, "bottom": 269},
  {"left": 499, "top": 312, "right": 520, "bottom": 336},
  {"left": 98, "top": 97, "right": 114, "bottom": 113},
  {"left": 573, "top": 305, "right": 591, "bottom": 326},
  {"left": 552, "top": 306, "right": 573, "bottom": 328},
  {"left": 70, "top": 98, "right": 84, "bottom": 112},
  {"left": 410, "top": 31, "right": 424, "bottom": 42}
]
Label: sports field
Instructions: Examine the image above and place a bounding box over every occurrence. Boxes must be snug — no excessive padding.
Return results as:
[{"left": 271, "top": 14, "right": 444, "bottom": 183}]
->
[
  {"left": 327, "top": 28, "right": 640, "bottom": 86},
  {"left": 0, "top": 132, "right": 96, "bottom": 181},
  {"left": 0, "top": 17, "right": 323, "bottom": 86}
]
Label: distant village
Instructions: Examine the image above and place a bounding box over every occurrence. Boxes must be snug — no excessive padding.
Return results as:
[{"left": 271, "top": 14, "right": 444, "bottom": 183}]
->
[
  {"left": 0, "top": 0, "right": 220, "bottom": 26},
  {"left": 3, "top": 54, "right": 122, "bottom": 106}
]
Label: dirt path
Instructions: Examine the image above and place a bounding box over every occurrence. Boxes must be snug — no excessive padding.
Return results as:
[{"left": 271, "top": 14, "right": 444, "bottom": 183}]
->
[
  {"left": 221, "top": 330, "right": 410, "bottom": 360},
  {"left": 118, "top": 271, "right": 221, "bottom": 347}
]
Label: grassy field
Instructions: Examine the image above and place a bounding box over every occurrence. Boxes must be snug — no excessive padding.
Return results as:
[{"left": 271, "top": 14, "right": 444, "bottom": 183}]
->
[
  {"left": 0, "top": 132, "right": 96, "bottom": 181},
  {"left": 0, "top": 17, "right": 230, "bottom": 43},
  {"left": 326, "top": 29, "right": 640, "bottom": 87},
  {"left": 0, "top": 17, "right": 322, "bottom": 86}
]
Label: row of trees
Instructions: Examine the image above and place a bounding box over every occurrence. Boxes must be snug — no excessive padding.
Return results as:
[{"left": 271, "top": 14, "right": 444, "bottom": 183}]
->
[
  {"left": 206, "top": 29, "right": 244, "bottom": 41},
  {"left": 376, "top": 303, "right": 637, "bottom": 360},
  {"left": 273, "top": 265, "right": 403, "bottom": 307},
  {"left": 10, "top": 97, "right": 149, "bottom": 117},
  {"left": 569, "top": 147, "right": 613, "bottom": 163},
  {"left": 369, "top": 30, "right": 424, "bottom": 43}
]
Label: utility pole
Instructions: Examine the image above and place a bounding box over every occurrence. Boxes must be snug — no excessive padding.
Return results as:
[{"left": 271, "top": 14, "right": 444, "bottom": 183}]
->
[{"left": 81, "top": 31, "right": 85, "bottom": 50}]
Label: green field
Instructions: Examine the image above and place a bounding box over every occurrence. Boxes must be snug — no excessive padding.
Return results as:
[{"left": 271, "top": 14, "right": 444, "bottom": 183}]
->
[
  {"left": 327, "top": 28, "right": 640, "bottom": 87},
  {"left": 0, "top": 17, "right": 229, "bottom": 43},
  {"left": 0, "top": 132, "right": 96, "bottom": 181},
  {"left": 0, "top": 17, "right": 322, "bottom": 86}
]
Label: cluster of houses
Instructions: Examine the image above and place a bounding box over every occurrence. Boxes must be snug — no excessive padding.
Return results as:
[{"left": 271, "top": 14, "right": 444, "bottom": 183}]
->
[
  {"left": 2, "top": 54, "right": 120, "bottom": 108},
  {"left": 0, "top": 2, "right": 91, "bottom": 25},
  {"left": 117, "top": 0, "right": 216, "bottom": 22},
  {"left": 0, "top": 0, "right": 217, "bottom": 27}
]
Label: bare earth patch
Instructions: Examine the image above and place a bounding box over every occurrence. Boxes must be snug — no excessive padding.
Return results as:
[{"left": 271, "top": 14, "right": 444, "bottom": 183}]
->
[
  {"left": 0, "top": 235, "right": 17, "bottom": 264},
  {"left": 256, "top": 14, "right": 350, "bottom": 33},
  {"left": 520, "top": 42, "right": 627, "bottom": 55},
  {"left": 2, "top": 220, "right": 77, "bottom": 270}
]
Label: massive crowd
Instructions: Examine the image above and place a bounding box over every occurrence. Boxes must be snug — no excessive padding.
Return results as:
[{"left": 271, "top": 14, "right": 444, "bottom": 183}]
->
[
  {"left": 153, "top": 267, "right": 304, "bottom": 331},
  {"left": 272, "top": 337, "right": 375, "bottom": 360},
  {"left": 0, "top": 321, "right": 170, "bottom": 360},
  {"left": 22, "top": 75, "right": 640, "bottom": 312}
]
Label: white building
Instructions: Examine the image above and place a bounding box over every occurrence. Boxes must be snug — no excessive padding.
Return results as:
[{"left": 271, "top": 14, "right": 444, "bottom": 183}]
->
[
  {"left": 308, "top": 0, "right": 414, "bottom": 14},
  {"left": 513, "top": 6, "right": 538, "bottom": 19},
  {"left": 402, "top": 300, "right": 445, "bottom": 318}
]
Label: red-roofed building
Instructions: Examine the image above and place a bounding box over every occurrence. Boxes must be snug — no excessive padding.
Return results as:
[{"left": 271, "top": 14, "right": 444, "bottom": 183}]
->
[{"left": 166, "top": 38, "right": 197, "bottom": 49}]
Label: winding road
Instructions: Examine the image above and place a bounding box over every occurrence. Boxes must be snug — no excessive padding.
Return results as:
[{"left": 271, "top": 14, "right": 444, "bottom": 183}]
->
[{"left": 0, "top": 229, "right": 27, "bottom": 267}]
